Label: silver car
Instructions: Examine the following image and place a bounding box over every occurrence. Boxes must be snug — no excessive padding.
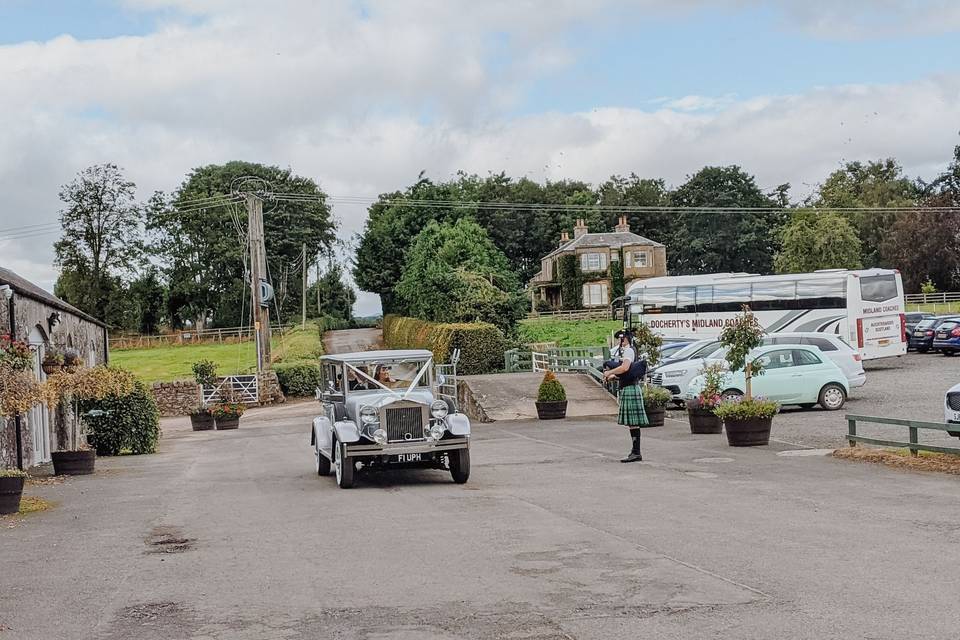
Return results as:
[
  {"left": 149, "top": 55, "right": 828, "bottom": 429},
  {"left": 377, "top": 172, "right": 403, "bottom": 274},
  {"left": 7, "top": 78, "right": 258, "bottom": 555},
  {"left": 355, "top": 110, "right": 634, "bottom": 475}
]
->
[{"left": 310, "top": 349, "right": 471, "bottom": 488}]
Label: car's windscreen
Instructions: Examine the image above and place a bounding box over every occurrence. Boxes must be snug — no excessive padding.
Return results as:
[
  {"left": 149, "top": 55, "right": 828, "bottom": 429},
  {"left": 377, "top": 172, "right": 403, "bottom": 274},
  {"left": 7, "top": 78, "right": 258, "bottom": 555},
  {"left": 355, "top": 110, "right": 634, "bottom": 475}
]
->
[
  {"left": 668, "top": 341, "right": 708, "bottom": 360},
  {"left": 348, "top": 360, "right": 431, "bottom": 390},
  {"left": 916, "top": 319, "right": 939, "bottom": 329},
  {"left": 938, "top": 322, "right": 959, "bottom": 332}
]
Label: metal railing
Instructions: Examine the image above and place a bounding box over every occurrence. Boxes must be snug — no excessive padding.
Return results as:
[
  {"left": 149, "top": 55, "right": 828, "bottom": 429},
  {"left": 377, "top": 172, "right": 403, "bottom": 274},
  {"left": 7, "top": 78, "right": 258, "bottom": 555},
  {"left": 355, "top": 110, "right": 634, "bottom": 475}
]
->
[
  {"left": 435, "top": 348, "right": 460, "bottom": 411},
  {"left": 506, "top": 347, "right": 609, "bottom": 373},
  {"left": 846, "top": 414, "right": 960, "bottom": 456}
]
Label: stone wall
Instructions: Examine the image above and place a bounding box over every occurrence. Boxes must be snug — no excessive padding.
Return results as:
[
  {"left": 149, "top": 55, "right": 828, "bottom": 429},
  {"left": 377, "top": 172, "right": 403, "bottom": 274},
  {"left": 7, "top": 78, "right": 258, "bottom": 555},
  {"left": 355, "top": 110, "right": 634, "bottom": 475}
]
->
[
  {"left": 258, "top": 371, "right": 285, "bottom": 405},
  {"left": 151, "top": 381, "right": 201, "bottom": 417}
]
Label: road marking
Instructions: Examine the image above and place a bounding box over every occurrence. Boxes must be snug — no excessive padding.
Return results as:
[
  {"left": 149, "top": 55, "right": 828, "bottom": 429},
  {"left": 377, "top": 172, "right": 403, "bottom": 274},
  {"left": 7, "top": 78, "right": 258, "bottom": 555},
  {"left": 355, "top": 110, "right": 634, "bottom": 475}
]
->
[{"left": 776, "top": 449, "right": 835, "bottom": 457}]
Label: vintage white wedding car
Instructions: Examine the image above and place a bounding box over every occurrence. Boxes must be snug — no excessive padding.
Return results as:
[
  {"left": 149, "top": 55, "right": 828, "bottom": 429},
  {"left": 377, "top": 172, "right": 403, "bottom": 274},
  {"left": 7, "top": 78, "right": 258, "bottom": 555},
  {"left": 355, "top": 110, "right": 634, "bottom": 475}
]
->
[{"left": 309, "top": 349, "right": 471, "bottom": 488}]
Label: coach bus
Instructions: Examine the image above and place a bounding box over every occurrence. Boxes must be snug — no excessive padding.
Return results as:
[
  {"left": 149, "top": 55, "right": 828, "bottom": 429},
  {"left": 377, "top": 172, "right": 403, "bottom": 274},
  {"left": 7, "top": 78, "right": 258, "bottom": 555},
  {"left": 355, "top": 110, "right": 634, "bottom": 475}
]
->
[{"left": 619, "top": 269, "right": 906, "bottom": 360}]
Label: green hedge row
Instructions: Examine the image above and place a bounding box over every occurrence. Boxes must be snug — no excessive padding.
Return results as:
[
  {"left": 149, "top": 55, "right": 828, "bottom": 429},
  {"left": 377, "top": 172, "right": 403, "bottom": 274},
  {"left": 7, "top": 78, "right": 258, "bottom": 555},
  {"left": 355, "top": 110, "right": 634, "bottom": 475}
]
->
[
  {"left": 275, "top": 364, "right": 322, "bottom": 397},
  {"left": 81, "top": 381, "right": 161, "bottom": 456},
  {"left": 382, "top": 315, "right": 506, "bottom": 375}
]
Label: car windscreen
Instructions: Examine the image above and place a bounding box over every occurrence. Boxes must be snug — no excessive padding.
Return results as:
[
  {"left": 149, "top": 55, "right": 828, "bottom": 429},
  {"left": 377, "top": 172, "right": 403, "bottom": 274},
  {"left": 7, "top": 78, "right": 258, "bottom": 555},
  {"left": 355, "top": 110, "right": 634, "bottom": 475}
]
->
[
  {"left": 938, "top": 321, "right": 959, "bottom": 332},
  {"left": 667, "top": 341, "right": 711, "bottom": 360},
  {"left": 347, "top": 360, "right": 430, "bottom": 390},
  {"left": 916, "top": 319, "right": 939, "bottom": 329}
]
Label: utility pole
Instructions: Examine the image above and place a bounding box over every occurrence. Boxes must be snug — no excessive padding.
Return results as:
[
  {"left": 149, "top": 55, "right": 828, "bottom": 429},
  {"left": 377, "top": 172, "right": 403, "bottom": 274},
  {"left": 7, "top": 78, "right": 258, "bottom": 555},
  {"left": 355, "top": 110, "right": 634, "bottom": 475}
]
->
[
  {"left": 316, "top": 259, "right": 321, "bottom": 315},
  {"left": 301, "top": 242, "right": 307, "bottom": 329},
  {"left": 246, "top": 193, "right": 271, "bottom": 372}
]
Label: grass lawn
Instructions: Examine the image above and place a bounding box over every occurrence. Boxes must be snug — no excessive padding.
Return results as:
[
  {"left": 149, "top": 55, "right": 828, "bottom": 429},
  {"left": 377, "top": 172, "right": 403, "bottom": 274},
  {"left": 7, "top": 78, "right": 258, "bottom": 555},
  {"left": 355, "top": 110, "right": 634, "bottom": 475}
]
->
[
  {"left": 110, "top": 322, "right": 323, "bottom": 383},
  {"left": 909, "top": 303, "right": 960, "bottom": 314},
  {"left": 518, "top": 318, "right": 621, "bottom": 348}
]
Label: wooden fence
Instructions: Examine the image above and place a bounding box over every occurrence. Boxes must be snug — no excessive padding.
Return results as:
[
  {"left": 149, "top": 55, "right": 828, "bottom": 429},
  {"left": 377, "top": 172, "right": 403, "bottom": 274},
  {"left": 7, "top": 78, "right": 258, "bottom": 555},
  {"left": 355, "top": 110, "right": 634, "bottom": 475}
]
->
[
  {"left": 525, "top": 308, "right": 612, "bottom": 321},
  {"left": 110, "top": 324, "right": 293, "bottom": 350},
  {"left": 846, "top": 414, "right": 960, "bottom": 456}
]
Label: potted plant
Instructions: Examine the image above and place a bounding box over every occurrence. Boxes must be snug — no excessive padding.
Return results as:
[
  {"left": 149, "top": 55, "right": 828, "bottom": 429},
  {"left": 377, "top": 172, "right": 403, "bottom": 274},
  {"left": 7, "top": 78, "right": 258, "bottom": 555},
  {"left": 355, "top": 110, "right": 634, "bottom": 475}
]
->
[
  {"left": 642, "top": 385, "right": 672, "bottom": 427},
  {"left": 535, "top": 371, "right": 567, "bottom": 419},
  {"left": 189, "top": 360, "right": 218, "bottom": 431},
  {"left": 62, "top": 348, "right": 82, "bottom": 373},
  {"left": 0, "top": 468, "right": 28, "bottom": 515},
  {"left": 686, "top": 362, "right": 725, "bottom": 434},
  {"left": 715, "top": 306, "right": 779, "bottom": 446},
  {"left": 42, "top": 348, "right": 65, "bottom": 375},
  {"left": 0, "top": 334, "right": 34, "bottom": 372},
  {"left": 212, "top": 402, "right": 245, "bottom": 430}
]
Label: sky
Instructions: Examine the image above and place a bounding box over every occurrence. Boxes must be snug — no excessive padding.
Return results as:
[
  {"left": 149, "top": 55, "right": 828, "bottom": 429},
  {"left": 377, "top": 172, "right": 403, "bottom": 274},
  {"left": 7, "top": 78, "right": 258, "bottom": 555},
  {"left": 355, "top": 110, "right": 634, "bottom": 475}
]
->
[{"left": 1, "top": 0, "right": 959, "bottom": 317}]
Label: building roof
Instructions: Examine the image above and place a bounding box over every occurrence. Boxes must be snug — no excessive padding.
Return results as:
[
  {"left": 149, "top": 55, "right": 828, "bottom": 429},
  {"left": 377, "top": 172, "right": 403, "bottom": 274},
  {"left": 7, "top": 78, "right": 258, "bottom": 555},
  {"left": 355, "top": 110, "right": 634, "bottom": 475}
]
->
[
  {"left": 322, "top": 349, "right": 435, "bottom": 363},
  {"left": 0, "top": 267, "right": 108, "bottom": 328},
  {"left": 544, "top": 231, "right": 664, "bottom": 260}
]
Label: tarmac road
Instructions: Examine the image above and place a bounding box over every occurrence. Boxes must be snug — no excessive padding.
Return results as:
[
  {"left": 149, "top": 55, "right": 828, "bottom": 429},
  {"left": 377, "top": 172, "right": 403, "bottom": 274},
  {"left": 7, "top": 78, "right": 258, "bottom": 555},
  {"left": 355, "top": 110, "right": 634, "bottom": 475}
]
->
[{"left": 1, "top": 401, "right": 959, "bottom": 639}]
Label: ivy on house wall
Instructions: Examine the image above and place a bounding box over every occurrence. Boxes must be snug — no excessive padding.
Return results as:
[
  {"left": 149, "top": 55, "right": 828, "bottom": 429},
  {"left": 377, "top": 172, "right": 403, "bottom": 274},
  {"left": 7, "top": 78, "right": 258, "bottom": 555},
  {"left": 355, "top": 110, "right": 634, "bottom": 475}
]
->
[
  {"left": 610, "top": 251, "right": 625, "bottom": 299},
  {"left": 558, "top": 254, "right": 583, "bottom": 310}
]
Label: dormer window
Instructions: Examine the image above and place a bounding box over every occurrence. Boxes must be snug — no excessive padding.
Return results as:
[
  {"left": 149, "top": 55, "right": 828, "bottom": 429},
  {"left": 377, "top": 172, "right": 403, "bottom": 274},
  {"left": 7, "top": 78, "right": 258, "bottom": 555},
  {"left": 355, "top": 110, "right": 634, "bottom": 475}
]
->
[{"left": 625, "top": 250, "right": 649, "bottom": 268}]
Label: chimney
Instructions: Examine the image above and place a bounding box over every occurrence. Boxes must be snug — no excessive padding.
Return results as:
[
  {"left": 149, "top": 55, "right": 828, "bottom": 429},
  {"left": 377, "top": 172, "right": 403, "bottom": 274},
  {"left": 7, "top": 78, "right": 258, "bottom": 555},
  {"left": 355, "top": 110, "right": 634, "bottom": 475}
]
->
[
  {"left": 559, "top": 230, "right": 570, "bottom": 247},
  {"left": 614, "top": 215, "right": 630, "bottom": 233},
  {"left": 573, "top": 218, "right": 588, "bottom": 239}
]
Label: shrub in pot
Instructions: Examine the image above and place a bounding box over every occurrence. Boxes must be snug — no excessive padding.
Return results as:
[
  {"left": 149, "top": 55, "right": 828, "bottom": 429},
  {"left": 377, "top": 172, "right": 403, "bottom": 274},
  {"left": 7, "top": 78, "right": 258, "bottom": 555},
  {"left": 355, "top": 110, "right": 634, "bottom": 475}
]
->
[
  {"left": 642, "top": 385, "right": 672, "bottom": 427},
  {"left": 535, "top": 371, "right": 567, "bottom": 419},
  {"left": 717, "top": 307, "right": 776, "bottom": 446},
  {"left": 212, "top": 402, "right": 246, "bottom": 430},
  {"left": 190, "top": 360, "right": 218, "bottom": 430},
  {"left": 686, "top": 362, "right": 725, "bottom": 434},
  {"left": 0, "top": 469, "right": 28, "bottom": 515}
]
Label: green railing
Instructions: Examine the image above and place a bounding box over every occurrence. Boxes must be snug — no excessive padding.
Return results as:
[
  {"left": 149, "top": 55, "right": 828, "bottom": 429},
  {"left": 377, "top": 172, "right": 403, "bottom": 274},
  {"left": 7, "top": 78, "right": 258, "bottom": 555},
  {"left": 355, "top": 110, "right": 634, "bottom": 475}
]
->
[
  {"left": 504, "top": 347, "right": 609, "bottom": 373},
  {"left": 846, "top": 414, "right": 960, "bottom": 456}
]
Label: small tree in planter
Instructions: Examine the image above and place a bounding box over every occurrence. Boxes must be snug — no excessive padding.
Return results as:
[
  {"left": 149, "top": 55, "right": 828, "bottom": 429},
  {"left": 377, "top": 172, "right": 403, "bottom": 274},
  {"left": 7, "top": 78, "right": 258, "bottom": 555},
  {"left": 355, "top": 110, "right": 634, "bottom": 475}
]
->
[
  {"left": 630, "top": 322, "right": 663, "bottom": 368},
  {"left": 190, "top": 360, "right": 218, "bottom": 431},
  {"left": 535, "top": 371, "right": 567, "bottom": 420},
  {"left": 0, "top": 468, "right": 29, "bottom": 515},
  {"left": 716, "top": 306, "right": 779, "bottom": 446},
  {"left": 642, "top": 386, "right": 672, "bottom": 427},
  {"left": 686, "top": 362, "right": 725, "bottom": 434}
]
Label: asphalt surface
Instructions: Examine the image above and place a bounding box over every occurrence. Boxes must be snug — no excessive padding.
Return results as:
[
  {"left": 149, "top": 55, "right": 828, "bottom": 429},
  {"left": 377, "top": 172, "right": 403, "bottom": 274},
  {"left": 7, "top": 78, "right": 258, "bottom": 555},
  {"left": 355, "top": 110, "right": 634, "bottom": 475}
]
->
[{"left": 2, "top": 399, "right": 959, "bottom": 639}]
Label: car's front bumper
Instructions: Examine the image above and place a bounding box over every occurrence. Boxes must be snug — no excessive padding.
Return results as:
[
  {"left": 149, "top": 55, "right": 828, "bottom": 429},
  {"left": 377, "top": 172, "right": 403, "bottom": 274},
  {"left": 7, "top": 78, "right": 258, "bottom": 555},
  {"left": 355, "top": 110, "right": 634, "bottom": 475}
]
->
[{"left": 344, "top": 437, "right": 469, "bottom": 458}]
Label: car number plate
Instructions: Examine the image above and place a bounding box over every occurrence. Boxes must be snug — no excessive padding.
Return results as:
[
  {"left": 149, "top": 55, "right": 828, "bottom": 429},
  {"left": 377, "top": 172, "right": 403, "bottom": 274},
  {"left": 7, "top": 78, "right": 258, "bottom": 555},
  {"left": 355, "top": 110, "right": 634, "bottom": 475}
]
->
[
  {"left": 394, "top": 453, "right": 425, "bottom": 463},
  {"left": 953, "top": 411, "right": 960, "bottom": 423},
  {"left": 914, "top": 331, "right": 925, "bottom": 336}
]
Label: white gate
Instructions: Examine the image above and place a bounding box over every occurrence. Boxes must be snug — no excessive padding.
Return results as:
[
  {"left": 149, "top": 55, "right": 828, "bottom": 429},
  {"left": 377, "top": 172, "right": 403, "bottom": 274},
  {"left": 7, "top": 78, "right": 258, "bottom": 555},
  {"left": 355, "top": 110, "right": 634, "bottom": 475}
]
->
[
  {"left": 531, "top": 352, "right": 549, "bottom": 373},
  {"left": 202, "top": 375, "right": 259, "bottom": 405}
]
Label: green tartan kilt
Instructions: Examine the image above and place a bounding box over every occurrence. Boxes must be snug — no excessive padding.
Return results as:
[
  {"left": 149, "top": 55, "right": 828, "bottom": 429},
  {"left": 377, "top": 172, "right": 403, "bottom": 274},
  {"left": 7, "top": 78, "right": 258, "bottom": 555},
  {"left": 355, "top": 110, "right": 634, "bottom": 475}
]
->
[{"left": 618, "top": 383, "right": 650, "bottom": 427}]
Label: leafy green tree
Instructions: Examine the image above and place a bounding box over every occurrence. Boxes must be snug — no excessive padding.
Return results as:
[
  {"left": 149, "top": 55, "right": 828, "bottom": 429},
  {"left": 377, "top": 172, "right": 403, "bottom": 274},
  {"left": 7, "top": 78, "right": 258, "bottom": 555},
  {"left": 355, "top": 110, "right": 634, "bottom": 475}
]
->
[
  {"left": 774, "top": 212, "right": 862, "bottom": 273},
  {"left": 54, "top": 163, "right": 144, "bottom": 325},
  {"left": 814, "top": 159, "right": 919, "bottom": 267},
  {"left": 395, "top": 219, "right": 523, "bottom": 333},
  {"left": 147, "top": 161, "right": 335, "bottom": 328},
  {"left": 308, "top": 261, "right": 356, "bottom": 321},
  {"left": 670, "top": 166, "right": 786, "bottom": 274},
  {"left": 596, "top": 174, "right": 674, "bottom": 242},
  {"left": 126, "top": 268, "right": 166, "bottom": 334}
]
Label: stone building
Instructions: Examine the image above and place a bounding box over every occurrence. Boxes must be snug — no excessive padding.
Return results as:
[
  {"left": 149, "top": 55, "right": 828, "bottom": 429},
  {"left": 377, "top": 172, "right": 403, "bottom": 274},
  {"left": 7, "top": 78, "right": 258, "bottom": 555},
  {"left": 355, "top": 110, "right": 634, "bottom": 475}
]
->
[
  {"left": 528, "top": 217, "right": 668, "bottom": 309},
  {"left": 0, "top": 267, "right": 108, "bottom": 469}
]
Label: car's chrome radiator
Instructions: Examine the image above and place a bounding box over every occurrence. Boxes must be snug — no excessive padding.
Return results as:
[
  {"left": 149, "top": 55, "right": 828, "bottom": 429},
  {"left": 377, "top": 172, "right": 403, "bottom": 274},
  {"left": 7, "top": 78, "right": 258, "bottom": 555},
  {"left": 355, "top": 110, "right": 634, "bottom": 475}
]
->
[
  {"left": 948, "top": 392, "right": 960, "bottom": 412},
  {"left": 383, "top": 405, "right": 425, "bottom": 442}
]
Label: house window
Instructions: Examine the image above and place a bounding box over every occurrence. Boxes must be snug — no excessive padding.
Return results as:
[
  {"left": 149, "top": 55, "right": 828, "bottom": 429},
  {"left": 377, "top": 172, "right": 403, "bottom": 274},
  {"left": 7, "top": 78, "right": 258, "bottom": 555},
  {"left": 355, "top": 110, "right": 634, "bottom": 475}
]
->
[
  {"left": 610, "top": 251, "right": 619, "bottom": 263},
  {"left": 625, "top": 250, "right": 649, "bottom": 268},
  {"left": 582, "top": 283, "right": 609, "bottom": 307},
  {"left": 580, "top": 252, "right": 607, "bottom": 272}
]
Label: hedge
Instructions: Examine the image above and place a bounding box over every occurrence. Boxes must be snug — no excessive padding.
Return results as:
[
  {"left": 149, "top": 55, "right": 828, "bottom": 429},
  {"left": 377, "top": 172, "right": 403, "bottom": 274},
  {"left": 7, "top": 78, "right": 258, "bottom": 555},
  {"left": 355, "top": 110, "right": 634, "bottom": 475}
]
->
[
  {"left": 382, "top": 315, "right": 506, "bottom": 375},
  {"left": 81, "top": 380, "right": 161, "bottom": 456},
  {"left": 275, "top": 364, "right": 322, "bottom": 397}
]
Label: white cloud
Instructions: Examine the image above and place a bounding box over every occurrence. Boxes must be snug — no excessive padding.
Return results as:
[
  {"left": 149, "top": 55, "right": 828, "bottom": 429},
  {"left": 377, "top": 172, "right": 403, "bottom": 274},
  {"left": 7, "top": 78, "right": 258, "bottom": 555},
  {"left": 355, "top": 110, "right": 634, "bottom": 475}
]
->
[{"left": 1, "top": 1, "right": 958, "bottom": 317}]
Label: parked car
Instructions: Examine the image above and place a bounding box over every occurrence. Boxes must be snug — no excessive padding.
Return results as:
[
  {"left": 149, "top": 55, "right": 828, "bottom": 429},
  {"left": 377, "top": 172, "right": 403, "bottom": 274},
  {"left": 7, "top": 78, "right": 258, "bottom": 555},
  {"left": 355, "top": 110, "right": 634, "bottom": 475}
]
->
[
  {"left": 686, "top": 345, "right": 850, "bottom": 411},
  {"left": 932, "top": 319, "right": 960, "bottom": 356},
  {"left": 904, "top": 312, "right": 935, "bottom": 344},
  {"left": 658, "top": 338, "right": 700, "bottom": 361},
  {"left": 908, "top": 316, "right": 960, "bottom": 353},
  {"left": 945, "top": 382, "right": 960, "bottom": 437},
  {"left": 310, "top": 349, "right": 471, "bottom": 488}
]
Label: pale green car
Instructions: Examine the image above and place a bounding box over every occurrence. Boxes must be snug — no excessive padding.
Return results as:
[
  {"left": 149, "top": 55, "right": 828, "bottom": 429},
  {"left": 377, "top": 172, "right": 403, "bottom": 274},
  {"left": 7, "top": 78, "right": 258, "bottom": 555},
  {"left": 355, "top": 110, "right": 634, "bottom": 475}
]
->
[{"left": 685, "top": 344, "right": 850, "bottom": 411}]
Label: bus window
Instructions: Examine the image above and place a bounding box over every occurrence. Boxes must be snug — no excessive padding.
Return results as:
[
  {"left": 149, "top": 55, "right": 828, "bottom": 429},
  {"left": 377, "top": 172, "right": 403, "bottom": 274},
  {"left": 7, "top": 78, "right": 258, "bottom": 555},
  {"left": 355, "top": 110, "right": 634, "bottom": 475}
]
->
[
  {"left": 713, "top": 283, "right": 751, "bottom": 312},
  {"left": 677, "top": 287, "right": 696, "bottom": 313},
  {"left": 695, "top": 286, "right": 713, "bottom": 312},
  {"left": 751, "top": 281, "right": 797, "bottom": 311},
  {"left": 642, "top": 287, "right": 677, "bottom": 313},
  {"left": 859, "top": 274, "right": 898, "bottom": 303},
  {"left": 797, "top": 279, "right": 845, "bottom": 309}
]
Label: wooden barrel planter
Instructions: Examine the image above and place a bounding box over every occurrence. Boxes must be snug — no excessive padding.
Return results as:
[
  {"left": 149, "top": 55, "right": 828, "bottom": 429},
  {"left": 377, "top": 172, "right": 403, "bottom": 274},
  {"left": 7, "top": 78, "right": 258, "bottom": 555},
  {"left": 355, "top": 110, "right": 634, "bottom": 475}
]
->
[
  {"left": 215, "top": 417, "right": 240, "bottom": 430},
  {"left": 644, "top": 406, "right": 666, "bottom": 427},
  {"left": 723, "top": 417, "right": 772, "bottom": 446},
  {"left": 688, "top": 409, "right": 723, "bottom": 434},
  {"left": 52, "top": 450, "right": 96, "bottom": 475},
  {"left": 190, "top": 413, "right": 215, "bottom": 431},
  {"left": 535, "top": 401, "right": 567, "bottom": 420},
  {"left": 0, "top": 476, "right": 25, "bottom": 515}
]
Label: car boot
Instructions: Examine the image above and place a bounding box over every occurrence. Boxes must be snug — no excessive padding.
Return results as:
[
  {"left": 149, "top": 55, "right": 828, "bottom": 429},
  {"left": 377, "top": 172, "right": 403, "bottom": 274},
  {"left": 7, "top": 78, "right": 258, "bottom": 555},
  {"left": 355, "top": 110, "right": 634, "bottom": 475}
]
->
[{"left": 620, "top": 431, "right": 643, "bottom": 463}]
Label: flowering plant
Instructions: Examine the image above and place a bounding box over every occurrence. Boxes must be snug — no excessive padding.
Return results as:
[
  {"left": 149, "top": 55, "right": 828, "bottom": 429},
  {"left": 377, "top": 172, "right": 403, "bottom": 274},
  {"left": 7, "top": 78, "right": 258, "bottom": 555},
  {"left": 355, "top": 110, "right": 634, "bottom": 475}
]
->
[
  {"left": 0, "top": 362, "right": 42, "bottom": 416},
  {"left": 211, "top": 402, "right": 246, "bottom": 419},
  {"left": 0, "top": 334, "right": 34, "bottom": 372},
  {"left": 689, "top": 362, "right": 727, "bottom": 411},
  {"left": 43, "top": 348, "right": 65, "bottom": 366}
]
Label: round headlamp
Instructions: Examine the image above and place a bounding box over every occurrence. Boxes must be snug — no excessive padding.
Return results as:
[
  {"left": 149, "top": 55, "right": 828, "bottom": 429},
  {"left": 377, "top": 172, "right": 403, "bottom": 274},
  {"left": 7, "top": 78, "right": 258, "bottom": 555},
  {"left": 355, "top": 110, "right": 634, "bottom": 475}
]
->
[
  {"left": 372, "top": 428, "right": 387, "bottom": 445},
  {"left": 429, "top": 424, "right": 445, "bottom": 441},
  {"left": 360, "top": 405, "right": 378, "bottom": 425},
  {"left": 430, "top": 400, "right": 449, "bottom": 420}
]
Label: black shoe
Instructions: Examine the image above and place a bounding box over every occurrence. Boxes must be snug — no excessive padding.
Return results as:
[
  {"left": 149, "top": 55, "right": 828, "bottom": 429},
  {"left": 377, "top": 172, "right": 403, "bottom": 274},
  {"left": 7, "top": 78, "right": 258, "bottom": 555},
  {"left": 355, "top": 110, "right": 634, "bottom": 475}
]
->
[{"left": 620, "top": 452, "right": 643, "bottom": 463}]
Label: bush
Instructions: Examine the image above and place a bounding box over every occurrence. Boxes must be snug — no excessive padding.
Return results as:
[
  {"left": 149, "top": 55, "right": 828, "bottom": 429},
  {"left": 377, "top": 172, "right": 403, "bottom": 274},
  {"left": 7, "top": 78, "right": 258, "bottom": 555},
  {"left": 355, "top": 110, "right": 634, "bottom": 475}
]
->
[
  {"left": 383, "top": 315, "right": 507, "bottom": 375},
  {"left": 276, "top": 364, "right": 322, "bottom": 397},
  {"left": 537, "top": 371, "right": 566, "bottom": 402},
  {"left": 642, "top": 385, "right": 673, "bottom": 409},
  {"left": 82, "top": 380, "right": 161, "bottom": 456},
  {"left": 713, "top": 397, "right": 779, "bottom": 420}
]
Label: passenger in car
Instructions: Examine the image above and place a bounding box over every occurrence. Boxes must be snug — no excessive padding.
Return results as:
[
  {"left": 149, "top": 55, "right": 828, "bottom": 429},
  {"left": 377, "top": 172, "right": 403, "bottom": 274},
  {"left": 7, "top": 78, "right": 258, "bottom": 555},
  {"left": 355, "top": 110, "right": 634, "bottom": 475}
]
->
[{"left": 374, "top": 365, "right": 402, "bottom": 389}]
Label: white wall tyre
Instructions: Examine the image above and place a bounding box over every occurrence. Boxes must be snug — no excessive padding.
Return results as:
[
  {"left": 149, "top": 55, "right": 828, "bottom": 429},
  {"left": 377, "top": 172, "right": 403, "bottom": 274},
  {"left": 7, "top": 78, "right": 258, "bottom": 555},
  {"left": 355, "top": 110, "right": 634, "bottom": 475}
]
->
[
  {"left": 818, "top": 384, "right": 846, "bottom": 411},
  {"left": 334, "top": 439, "right": 355, "bottom": 488}
]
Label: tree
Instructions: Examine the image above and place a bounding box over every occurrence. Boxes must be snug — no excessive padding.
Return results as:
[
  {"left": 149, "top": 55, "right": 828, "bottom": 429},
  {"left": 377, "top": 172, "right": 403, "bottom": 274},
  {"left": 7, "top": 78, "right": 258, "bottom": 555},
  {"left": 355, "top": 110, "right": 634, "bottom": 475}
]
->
[
  {"left": 308, "top": 261, "right": 356, "bottom": 321},
  {"left": 774, "top": 212, "right": 862, "bottom": 273},
  {"left": 54, "top": 164, "right": 144, "bottom": 324},
  {"left": 395, "top": 219, "right": 524, "bottom": 334},
  {"left": 596, "top": 174, "right": 675, "bottom": 242},
  {"left": 126, "top": 268, "right": 166, "bottom": 334},
  {"left": 814, "top": 159, "right": 919, "bottom": 267},
  {"left": 148, "top": 161, "right": 335, "bottom": 328},
  {"left": 670, "top": 166, "right": 786, "bottom": 274}
]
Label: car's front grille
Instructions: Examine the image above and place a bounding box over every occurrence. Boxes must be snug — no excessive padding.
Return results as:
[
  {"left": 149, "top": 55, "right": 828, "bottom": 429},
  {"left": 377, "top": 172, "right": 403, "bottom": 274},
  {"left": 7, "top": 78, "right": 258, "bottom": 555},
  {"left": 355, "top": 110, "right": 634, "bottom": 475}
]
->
[
  {"left": 383, "top": 405, "right": 425, "bottom": 442},
  {"left": 651, "top": 373, "right": 663, "bottom": 386},
  {"left": 947, "top": 393, "right": 960, "bottom": 411}
]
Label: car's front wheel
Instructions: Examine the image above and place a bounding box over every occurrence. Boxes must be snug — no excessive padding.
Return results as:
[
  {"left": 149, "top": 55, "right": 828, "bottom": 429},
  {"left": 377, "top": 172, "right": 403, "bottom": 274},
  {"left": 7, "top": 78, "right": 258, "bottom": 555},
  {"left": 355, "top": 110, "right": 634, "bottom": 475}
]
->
[
  {"left": 333, "top": 438, "right": 355, "bottom": 488},
  {"left": 720, "top": 389, "right": 744, "bottom": 402},
  {"left": 449, "top": 448, "right": 470, "bottom": 484},
  {"left": 944, "top": 350, "right": 956, "bottom": 357},
  {"left": 818, "top": 383, "right": 846, "bottom": 411}
]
